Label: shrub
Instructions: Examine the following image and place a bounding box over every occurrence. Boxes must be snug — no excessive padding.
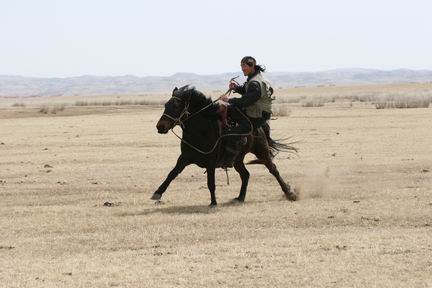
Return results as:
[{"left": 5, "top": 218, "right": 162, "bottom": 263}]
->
[
  {"left": 302, "top": 100, "right": 325, "bottom": 107},
  {"left": 272, "top": 105, "right": 291, "bottom": 117}
]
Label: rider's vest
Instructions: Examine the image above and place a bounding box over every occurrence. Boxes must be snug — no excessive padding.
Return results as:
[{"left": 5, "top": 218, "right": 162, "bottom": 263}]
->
[{"left": 244, "top": 72, "right": 273, "bottom": 118}]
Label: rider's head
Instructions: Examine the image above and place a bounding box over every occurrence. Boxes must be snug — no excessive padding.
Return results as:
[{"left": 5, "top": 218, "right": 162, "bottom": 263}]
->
[
  {"left": 240, "top": 56, "right": 265, "bottom": 76},
  {"left": 240, "top": 56, "right": 256, "bottom": 76}
]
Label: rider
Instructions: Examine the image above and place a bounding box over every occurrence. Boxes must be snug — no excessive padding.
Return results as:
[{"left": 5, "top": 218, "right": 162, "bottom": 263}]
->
[{"left": 220, "top": 56, "right": 274, "bottom": 168}]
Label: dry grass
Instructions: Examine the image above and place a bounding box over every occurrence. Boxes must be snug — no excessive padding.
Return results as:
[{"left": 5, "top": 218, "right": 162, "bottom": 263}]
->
[
  {"left": 39, "top": 104, "right": 66, "bottom": 114},
  {"left": 11, "top": 102, "right": 26, "bottom": 107},
  {"left": 375, "top": 94, "right": 432, "bottom": 109},
  {"left": 274, "top": 83, "right": 432, "bottom": 108},
  {"left": 272, "top": 104, "right": 291, "bottom": 117},
  {"left": 302, "top": 99, "right": 325, "bottom": 107},
  {"left": 0, "top": 99, "right": 431, "bottom": 287},
  {"left": 74, "top": 99, "right": 166, "bottom": 106}
]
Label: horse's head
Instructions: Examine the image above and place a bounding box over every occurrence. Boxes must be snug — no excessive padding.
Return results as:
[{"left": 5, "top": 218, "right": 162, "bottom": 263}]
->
[{"left": 156, "top": 85, "right": 191, "bottom": 134}]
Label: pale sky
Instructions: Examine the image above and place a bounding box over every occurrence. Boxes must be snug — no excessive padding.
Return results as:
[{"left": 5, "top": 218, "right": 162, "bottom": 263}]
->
[{"left": 1, "top": 0, "right": 431, "bottom": 77}]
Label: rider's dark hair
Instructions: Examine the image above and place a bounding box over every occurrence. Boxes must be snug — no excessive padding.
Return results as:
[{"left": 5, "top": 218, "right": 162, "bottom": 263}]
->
[
  {"left": 241, "top": 56, "right": 266, "bottom": 72},
  {"left": 255, "top": 64, "right": 266, "bottom": 72}
]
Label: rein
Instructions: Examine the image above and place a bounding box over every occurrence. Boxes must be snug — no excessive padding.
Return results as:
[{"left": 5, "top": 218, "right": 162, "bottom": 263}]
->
[
  {"left": 170, "top": 107, "right": 253, "bottom": 155},
  {"left": 164, "top": 89, "right": 253, "bottom": 155}
]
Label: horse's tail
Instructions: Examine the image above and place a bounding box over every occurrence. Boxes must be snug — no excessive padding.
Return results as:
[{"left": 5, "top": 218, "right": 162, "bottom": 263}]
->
[
  {"left": 268, "top": 136, "right": 298, "bottom": 157},
  {"left": 247, "top": 134, "right": 298, "bottom": 165}
]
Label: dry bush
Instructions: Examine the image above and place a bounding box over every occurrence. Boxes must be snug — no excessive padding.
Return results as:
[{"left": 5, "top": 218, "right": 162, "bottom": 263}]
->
[
  {"left": 101, "top": 101, "right": 112, "bottom": 106},
  {"left": 51, "top": 104, "right": 66, "bottom": 114},
  {"left": 133, "top": 99, "right": 166, "bottom": 105},
  {"left": 302, "top": 99, "right": 325, "bottom": 107},
  {"left": 115, "top": 100, "right": 133, "bottom": 106},
  {"left": 275, "top": 95, "right": 307, "bottom": 104},
  {"left": 12, "top": 103, "right": 26, "bottom": 107},
  {"left": 38, "top": 104, "right": 66, "bottom": 114},
  {"left": 75, "top": 101, "right": 88, "bottom": 106},
  {"left": 375, "top": 93, "right": 432, "bottom": 109},
  {"left": 39, "top": 105, "right": 50, "bottom": 114},
  {"left": 73, "top": 99, "right": 165, "bottom": 107},
  {"left": 272, "top": 104, "right": 291, "bottom": 117},
  {"left": 350, "top": 93, "right": 379, "bottom": 103}
]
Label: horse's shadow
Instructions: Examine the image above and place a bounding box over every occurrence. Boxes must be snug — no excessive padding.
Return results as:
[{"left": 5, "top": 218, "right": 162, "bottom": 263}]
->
[
  {"left": 116, "top": 197, "right": 287, "bottom": 217},
  {"left": 116, "top": 201, "right": 247, "bottom": 217}
]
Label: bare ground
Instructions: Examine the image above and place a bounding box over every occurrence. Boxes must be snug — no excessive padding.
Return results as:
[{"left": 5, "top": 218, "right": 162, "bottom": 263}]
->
[{"left": 0, "top": 100, "right": 431, "bottom": 287}]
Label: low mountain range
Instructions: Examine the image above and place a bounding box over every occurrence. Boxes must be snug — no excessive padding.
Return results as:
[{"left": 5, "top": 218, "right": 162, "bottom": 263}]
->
[{"left": 1, "top": 68, "right": 432, "bottom": 97}]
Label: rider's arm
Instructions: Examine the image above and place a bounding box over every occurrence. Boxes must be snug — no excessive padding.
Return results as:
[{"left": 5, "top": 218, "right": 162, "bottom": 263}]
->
[
  {"left": 233, "top": 85, "right": 246, "bottom": 95},
  {"left": 228, "top": 81, "right": 261, "bottom": 107}
]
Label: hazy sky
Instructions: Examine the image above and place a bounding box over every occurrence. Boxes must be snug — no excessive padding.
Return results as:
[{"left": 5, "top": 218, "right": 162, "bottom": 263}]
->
[{"left": 1, "top": 0, "right": 431, "bottom": 77}]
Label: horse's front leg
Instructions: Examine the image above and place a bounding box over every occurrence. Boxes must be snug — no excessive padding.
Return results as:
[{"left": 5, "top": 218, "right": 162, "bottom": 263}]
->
[
  {"left": 206, "top": 166, "right": 217, "bottom": 207},
  {"left": 151, "top": 154, "right": 189, "bottom": 201}
]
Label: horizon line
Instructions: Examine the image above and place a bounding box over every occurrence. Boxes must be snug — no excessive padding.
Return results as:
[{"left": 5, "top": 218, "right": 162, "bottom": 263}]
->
[{"left": 2, "top": 67, "right": 432, "bottom": 79}]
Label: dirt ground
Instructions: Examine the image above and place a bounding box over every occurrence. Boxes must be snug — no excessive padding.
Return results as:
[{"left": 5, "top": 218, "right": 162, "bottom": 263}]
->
[{"left": 0, "top": 94, "right": 431, "bottom": 287}]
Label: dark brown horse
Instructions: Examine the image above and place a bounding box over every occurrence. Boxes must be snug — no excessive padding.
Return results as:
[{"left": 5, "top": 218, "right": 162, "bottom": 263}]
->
[{"left": 152, "top": 85, "right": 297, "bottom": 206}]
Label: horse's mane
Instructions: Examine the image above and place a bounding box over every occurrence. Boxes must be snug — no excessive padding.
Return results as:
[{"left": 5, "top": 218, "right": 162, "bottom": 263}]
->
[{"left": 177, "top": 85, "right": 218, "bottom": 115}]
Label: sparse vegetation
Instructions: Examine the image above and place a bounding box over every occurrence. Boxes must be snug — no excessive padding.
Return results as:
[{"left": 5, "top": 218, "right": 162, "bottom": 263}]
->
[
  {"left": 73, "top": 99, "right": 166, "bottom": 106},
  {"left": 272, "top": 104, "right": 291, "bottom": 117},
  {"left": 274, "top": 95, "right": 306, "bottom": 104},
  {"left": 374, "top": 94, "right": 432, "bottom": 109},
  {"left": 39, "top": 104, "right": 66, "bottom": 114},
  {"left": 11, "top": 102, "right": 26, "bottom": 107},
  {"left": 1, "top": 101, "right": 431, "bottom": 287},
  {"left": 39, "top": 105, "right": 50, "bottom": 114},
  {"left": 302, "top": 99, "right": 325, "bottom": 107}
]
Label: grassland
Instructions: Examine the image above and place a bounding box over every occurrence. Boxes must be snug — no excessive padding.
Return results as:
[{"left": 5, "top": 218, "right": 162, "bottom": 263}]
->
[{"left": 0, "top": 83, "right": 431, "bottom": 287}]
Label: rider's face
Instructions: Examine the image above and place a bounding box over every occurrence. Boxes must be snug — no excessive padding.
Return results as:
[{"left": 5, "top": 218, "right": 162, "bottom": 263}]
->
[{"left": 241, "top": 63, "right": 255, "bottom": 76}]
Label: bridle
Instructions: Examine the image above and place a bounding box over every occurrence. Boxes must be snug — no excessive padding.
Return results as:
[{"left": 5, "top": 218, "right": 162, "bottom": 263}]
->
[
  {"left": 163, "top": 89, "right": 225, "bottom": 129},
  {"left": 162, "top": 94, "right": 191, "bottom": 129}
]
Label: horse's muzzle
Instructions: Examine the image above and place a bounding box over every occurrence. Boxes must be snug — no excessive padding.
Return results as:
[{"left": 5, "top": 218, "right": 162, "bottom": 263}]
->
[{"left": 156, "top": 119, "right": 170, "bottom": 134}]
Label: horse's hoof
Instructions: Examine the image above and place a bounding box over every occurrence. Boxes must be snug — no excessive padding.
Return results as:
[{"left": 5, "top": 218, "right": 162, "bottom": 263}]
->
[
  {"left": 231, "top": 197, "right": 245, "bottom": 203},
  {"left": 151, "top": 193, "right": 162, "bottom": 201},
  {"left": 285, "top": 190, "right": 297, "bottom": 201},
  {"left": 209, "top": 203, "right": 217, "bottom": 208}
]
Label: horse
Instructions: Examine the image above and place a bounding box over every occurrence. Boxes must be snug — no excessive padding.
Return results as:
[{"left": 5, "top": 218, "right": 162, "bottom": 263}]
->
[{"left": 152, "top": 85, "right": 297, "bottom": 206}]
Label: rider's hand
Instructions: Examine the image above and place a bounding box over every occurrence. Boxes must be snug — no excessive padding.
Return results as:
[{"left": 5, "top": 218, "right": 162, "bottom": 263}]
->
[
  {"left": 220, "top": 95, "right": 229, "bottom": 102},
  {"left": 229, "top": 82, "right": 239, "bottom": 90}
]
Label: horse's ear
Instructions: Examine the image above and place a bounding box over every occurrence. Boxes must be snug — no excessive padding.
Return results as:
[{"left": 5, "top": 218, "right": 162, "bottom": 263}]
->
[
  {"left": 179, "top": 84, "right": 189, "bottom": 91},
  {"left": 172, "top": 87, "right": 178, "bottom": 95}
]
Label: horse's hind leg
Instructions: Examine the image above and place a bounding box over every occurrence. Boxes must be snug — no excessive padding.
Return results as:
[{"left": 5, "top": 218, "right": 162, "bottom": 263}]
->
[
  {"left": 151, "top": 154, "right": 189, "bottom": 200},
  {"left": 262, "top": 155, "right": 297, "bottom": 201},
  {"left": 233, "top": 154, "right": 250, "bottom": 202}
]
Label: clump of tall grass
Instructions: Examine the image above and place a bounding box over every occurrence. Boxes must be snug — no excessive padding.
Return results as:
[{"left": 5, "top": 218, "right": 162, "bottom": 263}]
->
[
  {"left": 73, "top": 99, "right": 166, "bottom": 107},
  {"left": 302, "top": 99, "right": 325, "bottom": 107},
  {"left": 12, "top": 103, "right": 26, "bottom": 107},
  {"left": 272, "top": 104, "right": 291, "bottom": 117},
  {"left": 39, "top": 104, "right": 66, "bottom": 114},
  {"left": 275, "top": 95, "right": 307, "bottom": 104},
  {"left": 375, "top": 93, "right": 432, "bottom": 109}
]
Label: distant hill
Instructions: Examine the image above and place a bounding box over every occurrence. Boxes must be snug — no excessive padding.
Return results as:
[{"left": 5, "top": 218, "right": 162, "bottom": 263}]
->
[{"left": 1, "top": 69, "right": 432, "bottom": 97}]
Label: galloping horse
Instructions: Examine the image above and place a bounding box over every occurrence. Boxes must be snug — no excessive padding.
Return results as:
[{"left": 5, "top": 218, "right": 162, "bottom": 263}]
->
[{"left": 152, "top": 85, "right": 297, "bottom": 206}]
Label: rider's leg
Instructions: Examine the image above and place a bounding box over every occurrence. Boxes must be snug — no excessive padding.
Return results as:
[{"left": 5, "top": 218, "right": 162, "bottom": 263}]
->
[{"left": 220, "top": 107, "right": 251, "bottom": 167}]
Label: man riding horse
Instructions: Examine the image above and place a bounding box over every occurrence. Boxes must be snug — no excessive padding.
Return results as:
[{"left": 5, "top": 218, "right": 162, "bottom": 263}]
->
[
  {"left": 153, "top": 56, "right": 297, "bottom": 205},
  {"left": 220, "top": 56, "right": 274, "bottom": 168}
]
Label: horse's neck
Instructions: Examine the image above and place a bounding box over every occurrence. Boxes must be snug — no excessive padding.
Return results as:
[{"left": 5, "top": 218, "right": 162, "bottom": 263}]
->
[{"left": 182, "top": 113, "right": 219, "bottom": 141}]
